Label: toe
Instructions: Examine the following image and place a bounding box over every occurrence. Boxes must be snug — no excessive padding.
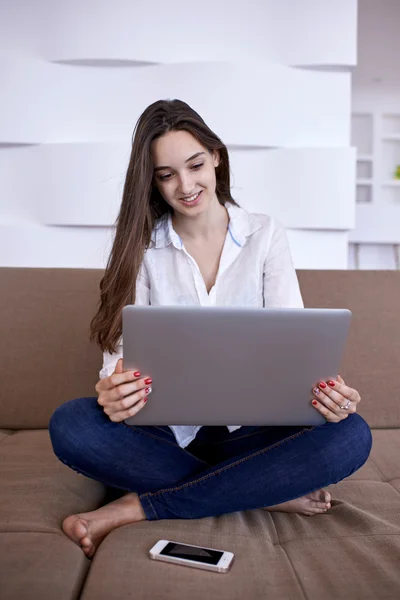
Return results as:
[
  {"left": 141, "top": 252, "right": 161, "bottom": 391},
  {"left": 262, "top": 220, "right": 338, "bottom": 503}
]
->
[
  {"left": 73, "top": 518, "right": 89, "bottom": 541},
  {"left": 323, "top": 490, "right": 332, "bottom": 503},
  {"left": 81, "top": 536, "right": 91, "bottom": 547},
  {"left": 309, "top": 499, "right": 328, "bottom": 509}
]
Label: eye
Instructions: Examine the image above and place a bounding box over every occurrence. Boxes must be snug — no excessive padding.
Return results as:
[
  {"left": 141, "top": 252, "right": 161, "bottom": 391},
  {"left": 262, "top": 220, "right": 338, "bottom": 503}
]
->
[
  {"left": 191, "top": 163, "right": 203, "bottom": 170},
  {"left": 159, "top": 173, "right": 171, "bottom": 181}
]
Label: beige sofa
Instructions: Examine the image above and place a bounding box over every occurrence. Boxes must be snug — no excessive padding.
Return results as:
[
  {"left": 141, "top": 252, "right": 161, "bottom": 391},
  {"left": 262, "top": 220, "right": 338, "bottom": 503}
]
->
[{"left": 1, "top": 267, "right": 400, "bottom": 599}]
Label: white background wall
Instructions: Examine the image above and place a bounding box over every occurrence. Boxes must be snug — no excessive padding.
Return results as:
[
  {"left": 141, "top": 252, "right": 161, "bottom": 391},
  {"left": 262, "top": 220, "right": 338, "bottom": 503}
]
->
[
  {"left": 349, "top": 0, "right": 400, "bottom": 269},
  {"left": 0, "top": 0, "right": 357, "bottom": 269}
]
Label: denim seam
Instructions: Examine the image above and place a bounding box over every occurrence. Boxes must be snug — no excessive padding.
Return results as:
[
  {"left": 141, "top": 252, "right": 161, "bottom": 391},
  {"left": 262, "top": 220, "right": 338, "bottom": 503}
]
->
[
  {"left": 154, "top": 426, "right": 175, "bottom": 438},
  {"left": 141, "top": 495, "right": 159, "bottom": 519},
  {"left": 122, "top": 422, "right": 210, "bottom": 466},
  {"left": 140, "top": 425, "right": 317, "bottom": 499}
]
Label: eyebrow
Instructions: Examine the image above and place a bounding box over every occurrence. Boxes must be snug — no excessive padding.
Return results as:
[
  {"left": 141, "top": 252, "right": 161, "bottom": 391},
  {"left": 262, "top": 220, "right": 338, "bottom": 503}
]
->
[{"left": 154, "top": 152, "right": 206, "bottom": 172}]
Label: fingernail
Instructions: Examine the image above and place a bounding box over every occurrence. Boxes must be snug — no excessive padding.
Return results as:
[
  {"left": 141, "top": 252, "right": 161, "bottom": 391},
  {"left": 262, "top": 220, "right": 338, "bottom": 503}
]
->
[
  {"left": 143, "top": 397, "right": 148, "bottom": 403},
  {"left": 319, "top": 382, "right": 327, "bottom": 389},
  {"left": 328, "top": 380, "right": 335, "bottom": 387},
  {"left": 145, "top": 387, "right": 152, "bottom": 394},
  {"left": 144, "top": 378, "right": 152, "bottom": 384},
  {"left": 313, "top": 387, "right": 320, "bottom": 395},
  {"left": 312, "top": 400, "right": 318, "bottom": 406},
  {"left": 133, "top": 371, "right": 141, "bottom": 377}
]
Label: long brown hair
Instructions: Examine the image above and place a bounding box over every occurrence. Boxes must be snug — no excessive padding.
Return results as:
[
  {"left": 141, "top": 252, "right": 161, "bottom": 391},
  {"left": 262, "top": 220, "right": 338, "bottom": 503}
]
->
[{"left": 90, "top": 98, "right": 239, "bottom": 354}]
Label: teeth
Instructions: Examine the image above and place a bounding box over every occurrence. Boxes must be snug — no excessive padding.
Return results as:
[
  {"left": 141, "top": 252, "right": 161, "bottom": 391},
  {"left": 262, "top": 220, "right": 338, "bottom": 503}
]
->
[{"left": 182, "top": 192, "right": 200, "bottom": 202}]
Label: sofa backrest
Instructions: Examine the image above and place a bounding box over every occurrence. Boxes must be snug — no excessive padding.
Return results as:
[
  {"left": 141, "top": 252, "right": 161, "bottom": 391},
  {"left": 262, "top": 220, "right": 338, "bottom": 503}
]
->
[{"left": 0, "top": 267, "right": 399, "bottom": 430}]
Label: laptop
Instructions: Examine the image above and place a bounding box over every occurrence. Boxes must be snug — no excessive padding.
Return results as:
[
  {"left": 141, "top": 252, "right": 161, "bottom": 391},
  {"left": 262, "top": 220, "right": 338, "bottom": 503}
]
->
[{"left": 122, "top": 306, "right": 352, "bottom": 426}]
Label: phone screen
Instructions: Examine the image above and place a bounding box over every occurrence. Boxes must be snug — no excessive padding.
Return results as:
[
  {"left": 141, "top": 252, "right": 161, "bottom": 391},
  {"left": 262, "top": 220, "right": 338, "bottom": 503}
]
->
[{"left": 160, "top": 542, "right": 223, "bottom": 565}]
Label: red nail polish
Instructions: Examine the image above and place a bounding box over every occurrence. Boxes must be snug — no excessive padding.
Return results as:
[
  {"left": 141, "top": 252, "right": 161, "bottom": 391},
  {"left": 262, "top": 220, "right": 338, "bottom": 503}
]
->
[
  {"left": 312, "top": 400, "right": 318, "bottom": 406},
  {"left": 319, "top": 382, "right": 327, "bottom": 389},
  {"left": 133, "top": 371, "right": 141, "bottom": 377},
  {"left": 328, "top": 380, "right": 335, "bottom": 387},
  {"left": 143, "top": 397, "right": 148, "bottom": 403},
  {"left": 144, "top": 378, "right": 152, "bottom": 385}
]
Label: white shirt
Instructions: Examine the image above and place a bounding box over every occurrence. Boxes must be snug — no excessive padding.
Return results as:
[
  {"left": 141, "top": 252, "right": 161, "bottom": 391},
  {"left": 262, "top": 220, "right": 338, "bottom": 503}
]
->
[{"left": 99, "top": 201, "right": 304, "bottom": 448}]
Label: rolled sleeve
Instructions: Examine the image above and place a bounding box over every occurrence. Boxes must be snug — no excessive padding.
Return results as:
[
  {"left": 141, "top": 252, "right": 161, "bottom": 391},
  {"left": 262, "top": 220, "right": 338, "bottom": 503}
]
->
[
  {"left": 263, "top": 220, "right": 304, "bottom": 309},
  {"left": 99, "top": 263, "right": 151, "bottom": 379}
]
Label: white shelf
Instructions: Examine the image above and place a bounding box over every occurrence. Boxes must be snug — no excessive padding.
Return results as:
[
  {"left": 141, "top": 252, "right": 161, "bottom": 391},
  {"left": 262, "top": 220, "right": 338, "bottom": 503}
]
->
[
  {"left": 382, "top": 181, "right": 400, "bottom": 187},
  {"left": 382, "top": 134, "right": 400, "bottom": 141}
]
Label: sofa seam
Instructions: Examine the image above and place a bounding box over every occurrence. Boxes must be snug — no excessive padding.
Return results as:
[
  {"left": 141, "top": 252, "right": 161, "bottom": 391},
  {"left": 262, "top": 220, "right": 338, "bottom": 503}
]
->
[
  {"left": 268, "top": 506, "right": 308, "bottom": 599},
  {"left": 279, "top": 543, "right": 309, "bottom": 600},
  {"left": 386, "top": 480, "right": 400, "bottom": 501},
  {"left": 0, "top": 433, "right": 14, "bottom": 445},
  {"left": 110, "top": 526, "right": 400, "bottom": 543},
  {"left": 366, "top": 455, "right": 388, "bottom": 482}
]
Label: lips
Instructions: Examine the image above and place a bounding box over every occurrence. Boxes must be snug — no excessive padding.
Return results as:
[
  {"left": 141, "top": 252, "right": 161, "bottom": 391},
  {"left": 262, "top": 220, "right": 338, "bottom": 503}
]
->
[{"left": 181, "top": 191, "right": 201, "bottom": 202}]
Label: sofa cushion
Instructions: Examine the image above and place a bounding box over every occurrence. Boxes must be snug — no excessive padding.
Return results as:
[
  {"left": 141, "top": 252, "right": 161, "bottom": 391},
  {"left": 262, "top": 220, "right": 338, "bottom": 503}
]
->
[
  {"left": 0, "top": 532, "right": 90, "bottom": 600},
  {"left": 2, "top": 428, "right": 400, "bottom": 599},
  {"left": 1, "top": 268, "right": 400, "bottom": 430},
  {"left": 0, "top": 429, "right": 106, "bottom": 533},
  {"left": 298, "top": 270, "right": 400, "bottom": 429},
  {"left": 78, "top": 430, "right": 400, "bottom": 600},
  {"left": 79, "top": 524, "right": 400, "bottom": 600}
]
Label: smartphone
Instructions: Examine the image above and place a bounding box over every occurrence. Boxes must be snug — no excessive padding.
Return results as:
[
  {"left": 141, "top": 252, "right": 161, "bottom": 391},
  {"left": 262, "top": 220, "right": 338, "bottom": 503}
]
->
[{"left": 149, "top": 539, "right": 235, "bottom": 573}]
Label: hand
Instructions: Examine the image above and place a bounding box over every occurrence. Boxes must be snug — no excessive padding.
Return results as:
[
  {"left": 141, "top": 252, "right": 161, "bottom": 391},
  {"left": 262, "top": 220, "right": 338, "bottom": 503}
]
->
[
  {"left": 95, "top": 358, "right": 152, "bottom": 423},
  {"left": 311, "top": 374, "right": 361, "bottom": 423}
]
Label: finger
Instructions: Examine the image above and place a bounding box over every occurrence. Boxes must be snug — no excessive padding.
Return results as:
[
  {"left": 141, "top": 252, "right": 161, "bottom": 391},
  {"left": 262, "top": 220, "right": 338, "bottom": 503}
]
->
[
  {"left": 114, "top": 358, "right": 124, "bottom": 374},
  {"left": 108, "top": 380, "right": 152, "bottom": 413},
  {"left": 109, "top": 395, "right": 149, "bottom": 422},
  {"left": 337, "top": 374, "right": 345, "bottom": 384},
  {"left": 320, "top": 380, "right": 361, "bottom": 404},
  {"left": 313, "top": 388, "right": 356, "bottom": 416},
  {"left": 314, "top": 383, "right": 351, "bottom": 410},
  {"left": 311, "top": 398, "right": 343, "bottom": 422},
  {"left": 102, "top": 368, "right": 145, "bottom": 392}
]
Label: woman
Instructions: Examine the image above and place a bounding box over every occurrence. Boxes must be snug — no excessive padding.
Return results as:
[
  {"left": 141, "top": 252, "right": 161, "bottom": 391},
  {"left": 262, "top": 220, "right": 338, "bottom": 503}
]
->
[{"left": 49, "top": 99, "right": 372, "bottom": 559}]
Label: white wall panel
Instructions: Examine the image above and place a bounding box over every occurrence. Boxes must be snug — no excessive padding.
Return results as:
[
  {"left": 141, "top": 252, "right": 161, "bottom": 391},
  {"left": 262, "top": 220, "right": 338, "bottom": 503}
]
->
[
  {"left": 264, "top": 0, "right": 357, "bottom": 67},
  {"left": 0, "top": 144, "right": 130, "bottom": 226},
  {"left": 0, "top": 0, "right": 357, "bottom": 269},
  {"left": 1, "top": 144, "right": 356, "bottom": 228},
  {"left": 0, "top": 1, "right": 357, "bottom": 67},
  {"left": 287, "top": 230, "right": 349, "bottom": 270},
  {"left": 0, "top": 225, "right": 113, "bottom": 268},
  {"left": 230, "top": 148, "right": 356, "bottom": 230},
  {"left": 0, "top": 57, "right": 351, "bottom": 147}
]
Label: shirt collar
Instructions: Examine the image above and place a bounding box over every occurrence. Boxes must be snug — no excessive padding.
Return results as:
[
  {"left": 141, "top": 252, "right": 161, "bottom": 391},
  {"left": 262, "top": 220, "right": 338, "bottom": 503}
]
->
[{"left": 150, "top": 201, "right": 262, "bottom": 249}]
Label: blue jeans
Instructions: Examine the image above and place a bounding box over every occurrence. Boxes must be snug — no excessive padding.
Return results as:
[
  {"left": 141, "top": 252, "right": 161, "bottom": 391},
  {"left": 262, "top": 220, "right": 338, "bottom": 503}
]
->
[{"left": 49, "top": 397, "right": 372, "bottom": 521}]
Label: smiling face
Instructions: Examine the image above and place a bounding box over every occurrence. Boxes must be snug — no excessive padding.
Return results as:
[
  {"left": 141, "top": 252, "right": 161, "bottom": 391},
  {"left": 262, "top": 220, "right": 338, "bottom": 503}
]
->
[{"left": 151, "top": 129, "right": 220, "bottom": 217}]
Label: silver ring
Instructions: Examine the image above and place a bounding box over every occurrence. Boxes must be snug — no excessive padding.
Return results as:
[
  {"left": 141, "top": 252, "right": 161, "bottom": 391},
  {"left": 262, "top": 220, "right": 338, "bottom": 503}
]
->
[{"left": 340, "top": 399, "right": 351, "bottom": 410}]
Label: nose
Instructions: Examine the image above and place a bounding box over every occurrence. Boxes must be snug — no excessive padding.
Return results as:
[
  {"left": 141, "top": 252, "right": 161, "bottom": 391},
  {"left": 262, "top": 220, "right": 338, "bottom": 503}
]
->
[{"left": 178, "top": 172, "right": 196, "bottom": 197}]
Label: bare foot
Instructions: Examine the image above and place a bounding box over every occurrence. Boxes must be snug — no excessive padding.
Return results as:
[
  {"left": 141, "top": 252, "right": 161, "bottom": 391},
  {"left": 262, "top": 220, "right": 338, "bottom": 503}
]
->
[
  {"left": 262, "top": 489, "right": 332, "bottom": 517},
  {"left": 62, "top": 492, "right": 146, "bottom": 558}
]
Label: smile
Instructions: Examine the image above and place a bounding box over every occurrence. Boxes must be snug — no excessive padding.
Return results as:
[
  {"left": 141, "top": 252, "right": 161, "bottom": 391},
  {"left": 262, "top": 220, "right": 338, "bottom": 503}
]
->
[{"left": 181, "top": 191, "right": 201, "bottom": 203}]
